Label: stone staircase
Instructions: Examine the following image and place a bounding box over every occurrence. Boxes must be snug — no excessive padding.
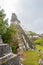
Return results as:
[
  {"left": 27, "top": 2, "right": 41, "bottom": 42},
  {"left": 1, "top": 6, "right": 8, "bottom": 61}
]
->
[
  {"left": 13, "top": 24, "right": 35, "bottom": 51},
  {"left": 0, "top": 36, "right": 20, "bottom": 65}
]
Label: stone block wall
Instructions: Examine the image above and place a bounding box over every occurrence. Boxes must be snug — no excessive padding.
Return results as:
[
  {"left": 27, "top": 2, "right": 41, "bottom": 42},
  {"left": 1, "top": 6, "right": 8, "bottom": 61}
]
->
[{"left": 1, "top": 56, "right": 21, "bottom": 65}]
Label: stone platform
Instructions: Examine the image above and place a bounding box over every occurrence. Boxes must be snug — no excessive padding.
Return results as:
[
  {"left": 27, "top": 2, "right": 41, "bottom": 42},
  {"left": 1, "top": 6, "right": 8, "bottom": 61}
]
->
[{"left": 0, "top": 36, "right": 20, "bottom": 65}]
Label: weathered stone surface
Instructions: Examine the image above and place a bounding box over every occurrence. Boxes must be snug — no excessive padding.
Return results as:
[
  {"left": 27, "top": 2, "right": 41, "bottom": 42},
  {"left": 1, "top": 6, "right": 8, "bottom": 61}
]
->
[
  {"left": 0, "top": 35, "right": 3, "bottom": 43},
  {"left": 0, "top": 36, "right": 20, "bottom": 65},
  {"left": 39, "top": 59, "right": 43, "bottom": 65},
  {"left": 0, "top": 44, "right": 20, "bottom": 65},
  {"left": 0, "top": 44, "right": 12, "bottom": 57},
  {"left": 1, "top": 56, "right": 21, "bottom": 65}
]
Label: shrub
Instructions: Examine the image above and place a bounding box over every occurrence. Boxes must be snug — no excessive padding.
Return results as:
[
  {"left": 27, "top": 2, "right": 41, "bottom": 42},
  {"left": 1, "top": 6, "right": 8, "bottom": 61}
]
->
[{"left": 34, "top": 38, "right": 43, "bottom": 46}]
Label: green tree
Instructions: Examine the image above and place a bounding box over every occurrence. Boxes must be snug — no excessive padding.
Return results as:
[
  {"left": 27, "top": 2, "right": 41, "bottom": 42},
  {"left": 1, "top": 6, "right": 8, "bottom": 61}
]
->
[
  {"left": 2, "top": 24, "right": 18, "bottom": 53},
  {"left": 2, "top": 24, "right": 17, "bottom": 44},
  {"left": 0, "top": 9, "right": 8, "bottom": 35},
  {"left": 26, "top": 31, "right": 37, "bottom": 42},
  {"left": 27, "top": 31, "right": 36, "bottom": 37}
]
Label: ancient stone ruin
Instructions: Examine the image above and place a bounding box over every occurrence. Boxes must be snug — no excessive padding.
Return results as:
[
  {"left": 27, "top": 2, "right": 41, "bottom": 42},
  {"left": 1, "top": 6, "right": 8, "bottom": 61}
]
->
[
  {"left": 0, "top": 36, "right": 20, "bottom": 65},
  {"left": 11, "top": 13, "right": 35, "bottom": 51}
]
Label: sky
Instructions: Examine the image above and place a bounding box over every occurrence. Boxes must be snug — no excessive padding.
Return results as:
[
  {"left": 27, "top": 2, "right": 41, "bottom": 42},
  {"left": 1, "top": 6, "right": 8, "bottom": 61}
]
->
[{"left": 0, "top": 0, "right": 43, "bottom": 34}]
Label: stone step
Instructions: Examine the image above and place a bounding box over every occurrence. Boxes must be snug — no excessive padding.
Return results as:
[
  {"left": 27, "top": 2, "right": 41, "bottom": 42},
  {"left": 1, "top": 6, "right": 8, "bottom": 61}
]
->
[{"left": 0, "top": 53, "right": 17, "bottom": 64}]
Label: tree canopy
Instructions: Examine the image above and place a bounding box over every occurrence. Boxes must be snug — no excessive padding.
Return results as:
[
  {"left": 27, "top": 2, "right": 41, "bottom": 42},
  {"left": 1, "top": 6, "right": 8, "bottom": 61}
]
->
[
  {"left": 27, "top": 31, "right": 37, "bottom": 36},
  {"left": 0, "top": 9, "right": 8, "bottom": 35}
]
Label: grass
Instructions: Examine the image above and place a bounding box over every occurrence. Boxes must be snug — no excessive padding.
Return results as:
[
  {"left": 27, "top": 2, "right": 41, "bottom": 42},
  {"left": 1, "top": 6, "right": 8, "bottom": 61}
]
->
[
  {"left": 22, "top": 51, "right": 39, "bottom": 65},
  {"left": 34, "top": 38, "right": 43, "bottom": 46},
  {"left": 22, "top": 48, "right": 43, "bottom": 65},
  {"left": 21, "top": 45, "right": 43, "bottom": 65},
  {"left": 36, "top": 45, "right": 43, "bottom": 51}
]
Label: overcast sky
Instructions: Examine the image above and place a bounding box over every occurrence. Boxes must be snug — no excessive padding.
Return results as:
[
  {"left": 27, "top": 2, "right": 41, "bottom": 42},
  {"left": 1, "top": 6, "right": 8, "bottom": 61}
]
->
[{"left": 0, "top": 0, "right": 43, "bottom": 34}]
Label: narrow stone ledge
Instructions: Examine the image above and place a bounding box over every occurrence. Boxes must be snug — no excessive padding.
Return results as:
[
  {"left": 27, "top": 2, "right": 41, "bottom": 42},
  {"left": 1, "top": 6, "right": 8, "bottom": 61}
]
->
[{"left": 0, "top": 54, "right": 21, "bottom": 65}]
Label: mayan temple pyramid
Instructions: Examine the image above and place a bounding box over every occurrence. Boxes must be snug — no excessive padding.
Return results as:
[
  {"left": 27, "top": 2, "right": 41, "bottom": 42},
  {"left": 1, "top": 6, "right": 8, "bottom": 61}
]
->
[{"left": 11, "top": 13, "right": 35, "bottom": 51}]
